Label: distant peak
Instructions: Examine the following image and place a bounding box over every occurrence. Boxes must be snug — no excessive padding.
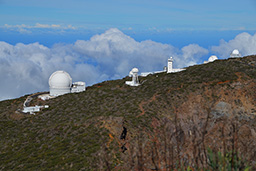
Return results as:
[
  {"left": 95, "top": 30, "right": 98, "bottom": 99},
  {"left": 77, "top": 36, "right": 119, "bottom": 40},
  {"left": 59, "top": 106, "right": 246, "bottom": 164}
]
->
[{"left": 105, "top": 28, "right": 123, "bottom": 34}]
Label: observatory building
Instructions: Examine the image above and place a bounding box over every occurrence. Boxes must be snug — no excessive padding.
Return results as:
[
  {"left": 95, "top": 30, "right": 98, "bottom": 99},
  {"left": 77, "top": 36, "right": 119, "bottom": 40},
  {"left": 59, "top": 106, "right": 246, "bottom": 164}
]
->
[
  {"left": 230, "top": 49, "right": 241, "bottom": 58},
  {"left": 125, "top": 68, "right": 140, "bottom": 86},
  {"left": 22, "top": 93, "right": 49, "bottom": 114},
  {"left": 167, "top": 57, "right": 185, "bottom": 73},
  {"left": 204, "top": 55, "right": 218, "bottom": 64},
  {"left": 71, "top": 82, "right": 86, "bottom": 93},
  {"left": 22, "top": 105, "right": 49, "bottom": 115},
  {"left": 49, "top": 70, "right": 86, "bottom": 97},
  {"left": 140, "top": 57, "right": 185, "bottom": 77},
  {"left": 49, "top": 71, "right": 72, "bottom": 96}
]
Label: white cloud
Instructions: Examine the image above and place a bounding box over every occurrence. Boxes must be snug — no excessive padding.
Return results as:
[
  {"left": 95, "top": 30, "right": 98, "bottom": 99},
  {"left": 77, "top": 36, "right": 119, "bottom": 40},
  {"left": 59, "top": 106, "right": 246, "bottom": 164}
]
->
[
  {"left": 34, "top": 23, "right": 61, "bottom": 28},
  {"left": 180, "top": 44, "right": 209, "bottom": 67},
  {"left": 211, "top": 32, "right": 256, "bottom": 58},
  {"left": 2, "top": 23, "right": 76, "bottom": 34},
  {"left": 0, "top": 28, "right": 208, "bottom": 101}
]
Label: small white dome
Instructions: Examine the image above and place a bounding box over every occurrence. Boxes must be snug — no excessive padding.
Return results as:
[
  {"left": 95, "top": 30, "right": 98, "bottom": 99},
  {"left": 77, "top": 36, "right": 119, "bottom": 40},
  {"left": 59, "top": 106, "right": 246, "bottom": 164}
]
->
[
  {"left": 232, "top": 49, "right": 240, "bottom": 55},
  {"left": 208, "top": 55, "right": 218, "bottom": 62},
  {"left": 49, "top": 70, "right": 72, "bottom": 88},
  {"left": 131, "top": 68, "right": 139, "bottom": 73},
  {"left": 168, "top": 56, "right": 173, "bottom": 61},
  {"left": 230, "top": 49, "right": 241, "bottom": 58}
]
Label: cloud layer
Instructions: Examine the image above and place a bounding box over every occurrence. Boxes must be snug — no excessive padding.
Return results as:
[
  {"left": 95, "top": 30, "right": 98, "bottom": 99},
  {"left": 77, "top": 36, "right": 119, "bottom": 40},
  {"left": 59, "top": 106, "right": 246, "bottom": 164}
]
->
[
  {"left": 0, "top": 29, "right": 255, "bottom": 101},
  {"left": 3, "top": 23, "right": 76, "bottom": 34},
  {"left": 211, "top": 32, "right": 256, "bottom": 58}
]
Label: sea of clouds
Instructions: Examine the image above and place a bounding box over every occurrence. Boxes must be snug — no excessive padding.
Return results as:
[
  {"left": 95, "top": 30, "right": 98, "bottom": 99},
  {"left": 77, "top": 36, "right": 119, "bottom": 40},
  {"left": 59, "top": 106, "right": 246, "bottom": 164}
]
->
[{"left": 0, "top": 28, "right": 256, "bottom": 101}]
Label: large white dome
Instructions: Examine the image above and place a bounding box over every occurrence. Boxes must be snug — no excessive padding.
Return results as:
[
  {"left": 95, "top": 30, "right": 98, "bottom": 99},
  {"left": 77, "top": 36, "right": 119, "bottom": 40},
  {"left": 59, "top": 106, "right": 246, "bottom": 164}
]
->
[{"left": 49, "top": 70, "right": 72, "bottom": 88}]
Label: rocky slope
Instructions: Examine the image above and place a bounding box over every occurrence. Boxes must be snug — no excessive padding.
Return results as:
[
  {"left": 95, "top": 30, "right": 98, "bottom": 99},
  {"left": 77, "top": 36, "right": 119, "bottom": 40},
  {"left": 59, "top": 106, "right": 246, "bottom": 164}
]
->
[{"left": 0, "top": 56, "right": 255, "bottom": 170}]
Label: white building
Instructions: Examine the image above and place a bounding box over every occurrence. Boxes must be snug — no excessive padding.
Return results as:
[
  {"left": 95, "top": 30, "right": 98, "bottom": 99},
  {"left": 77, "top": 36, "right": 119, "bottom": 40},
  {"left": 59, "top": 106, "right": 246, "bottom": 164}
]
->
[
  {"left": 167, "top": 57, "right": 173, "bottom": 73},
  {"left": 140, "top": 70, "right": 165, "bottom": 77},
  {"left": 71, "top": 81, "right": 86, "bottom": 93},
  {"left": 141, "top": 57, "right": 184, "bottom": 77},
  {"left": 49, "top": 70, "right": 86, "bottom": 97},
  {"left": 167, "top": 57, "right": 185, "bottom": 73},
  {"left": 204, "top": 55, "right": 218, "bottom": 64},
  {"left": 230, "top": 49, "right": 241, "bottom": 58},
  {"left": 22, "top": 105, "right": 49, "bottom": 115},
  {"left": 125, "top": 68, "right": 140, "bottom": 86}
]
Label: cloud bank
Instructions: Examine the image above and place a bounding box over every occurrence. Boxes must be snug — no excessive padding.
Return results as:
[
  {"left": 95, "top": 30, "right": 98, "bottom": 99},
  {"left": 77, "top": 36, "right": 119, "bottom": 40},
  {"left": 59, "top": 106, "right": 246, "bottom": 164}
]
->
[
  {"left": 3, "top": 23, "right": 76, "bottom": 34},
  {"left": 0, "top": 29, "right": 255, "bottom": 101},
  {"left": 211, "top": 32, "right": 256, "bottom": 58}
]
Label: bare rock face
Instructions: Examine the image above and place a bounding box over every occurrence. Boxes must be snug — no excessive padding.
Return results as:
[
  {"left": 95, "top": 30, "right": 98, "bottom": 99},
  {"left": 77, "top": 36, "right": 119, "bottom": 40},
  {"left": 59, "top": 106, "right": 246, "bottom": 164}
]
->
[{"left": 212, "top": 101, "right": 232, "bottom": 118}]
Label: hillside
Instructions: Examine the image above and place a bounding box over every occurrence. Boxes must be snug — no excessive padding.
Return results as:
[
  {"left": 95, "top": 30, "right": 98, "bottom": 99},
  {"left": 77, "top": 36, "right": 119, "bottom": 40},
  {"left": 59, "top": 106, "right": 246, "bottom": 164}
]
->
[{"left": 0, "top": 56, "right": 255, "bottom": 170}]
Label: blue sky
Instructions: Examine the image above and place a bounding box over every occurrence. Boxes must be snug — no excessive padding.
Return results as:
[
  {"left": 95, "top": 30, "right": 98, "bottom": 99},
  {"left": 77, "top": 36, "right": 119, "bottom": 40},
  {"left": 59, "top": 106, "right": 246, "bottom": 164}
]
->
[
  {"left": 0, "top": 0, "right": 256, "bottom": 100},
  {"left": 1, "top": 0, "right": 256, "bottom": 30},
  {"left": 0, "top": 0, "right": 256, "bottom": 47}
]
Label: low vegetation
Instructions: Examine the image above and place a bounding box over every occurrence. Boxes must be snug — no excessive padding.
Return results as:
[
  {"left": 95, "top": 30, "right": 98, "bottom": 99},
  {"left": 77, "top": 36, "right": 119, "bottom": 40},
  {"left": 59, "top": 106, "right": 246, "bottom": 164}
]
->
[{"left": 0, "top": 56, "right": 255, "bottom": 170}]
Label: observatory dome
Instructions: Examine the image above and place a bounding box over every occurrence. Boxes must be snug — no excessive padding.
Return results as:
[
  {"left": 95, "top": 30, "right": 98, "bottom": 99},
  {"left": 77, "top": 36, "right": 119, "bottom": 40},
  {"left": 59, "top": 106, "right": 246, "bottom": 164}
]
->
[
  {"left": 49, "top": 70, "right": 72, "bottom": 96},
  {"left": 49, "top": 71, "right": 72, "bottom": 88},
  {"left": 131, "top": 68, "right": 139, "bottom": 73},
  {"left": 126, "top": 67, "right": 140, "bottom": 86},
  {"left": 230, "top": 49, "right": 241, "bottom": 58},
  {"left": 232, "top": 49, "right": 239, "bottom": 55},
  {"left": 208, "top": 55, "right": 218, "bottom": 62}
]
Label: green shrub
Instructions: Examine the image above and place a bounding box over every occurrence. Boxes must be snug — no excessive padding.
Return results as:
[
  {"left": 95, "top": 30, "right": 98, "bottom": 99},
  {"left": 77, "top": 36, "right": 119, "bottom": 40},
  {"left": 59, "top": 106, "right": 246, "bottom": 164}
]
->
[{"left": 207, "top": 148, "right": 251, "bottom": 171}]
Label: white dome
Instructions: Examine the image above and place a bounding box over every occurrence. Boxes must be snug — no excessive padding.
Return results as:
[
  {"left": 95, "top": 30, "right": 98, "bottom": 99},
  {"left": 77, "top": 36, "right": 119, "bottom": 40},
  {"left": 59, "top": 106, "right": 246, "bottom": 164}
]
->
[
  {"left": 232, "top": 49, "right": 240, "bottom": 55},
  {"left": 49, "top": 70, "right": 72, "bottom": 88},
  {"left": 131, "top": 68, "right": 139, "bottom": 73},
  {"left": 208, "top": 55, "right": 218, "bottom": 62},
  {"left": 230, "top": 49, "right": 241, "bottom": 58}
]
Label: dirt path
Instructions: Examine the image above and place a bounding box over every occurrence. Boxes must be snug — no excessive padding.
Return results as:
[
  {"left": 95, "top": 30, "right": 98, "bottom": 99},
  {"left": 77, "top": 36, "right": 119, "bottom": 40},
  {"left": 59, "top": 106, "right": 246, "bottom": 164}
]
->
[{"left": 137, "top": 93, "right": 158, "bottom": 118}]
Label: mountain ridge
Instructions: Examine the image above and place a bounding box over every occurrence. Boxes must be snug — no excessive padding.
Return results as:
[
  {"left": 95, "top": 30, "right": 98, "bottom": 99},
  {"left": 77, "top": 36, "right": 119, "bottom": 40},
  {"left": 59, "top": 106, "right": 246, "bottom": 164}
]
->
[{"left": 0, "top": 56, "right": 255, "bottom": 170}]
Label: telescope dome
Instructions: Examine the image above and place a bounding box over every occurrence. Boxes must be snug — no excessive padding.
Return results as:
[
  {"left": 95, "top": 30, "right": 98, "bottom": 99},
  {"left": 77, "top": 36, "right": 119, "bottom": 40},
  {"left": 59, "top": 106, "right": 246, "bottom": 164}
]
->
[
  {"left": 131, "top": 68, "right": 139, "bottom": 73},
  {"left": 230, "top": 49, "right": 241, "bottom": 58},
  {"left": 208, "top": 55, "right": 218, "bottom": 62},
  {"left": 232, "top": 49, "right": 239, "bottom": 55},
  {"left": 49, "top": 71, "right": 72, "bottom": 88}
]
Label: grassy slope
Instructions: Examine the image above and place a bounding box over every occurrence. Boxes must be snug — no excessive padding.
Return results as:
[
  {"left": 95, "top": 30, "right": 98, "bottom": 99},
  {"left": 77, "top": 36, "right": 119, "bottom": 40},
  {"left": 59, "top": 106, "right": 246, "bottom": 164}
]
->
[{"left": 0, "top": 56, "right": 255, "bottom": 170}]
